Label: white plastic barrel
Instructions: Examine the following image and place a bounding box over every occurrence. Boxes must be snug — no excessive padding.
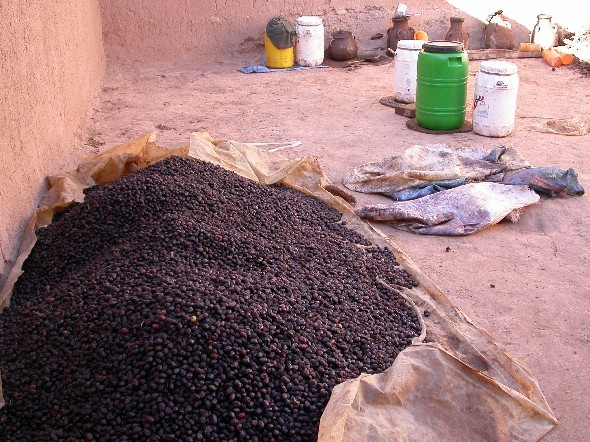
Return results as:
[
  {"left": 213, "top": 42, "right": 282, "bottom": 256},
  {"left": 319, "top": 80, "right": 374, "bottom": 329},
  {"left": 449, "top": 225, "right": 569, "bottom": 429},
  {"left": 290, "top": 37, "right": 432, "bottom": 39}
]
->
[
  {"left": 472, "top": 61, "right": 519, "bottom": 137},
  {"left": 295, "top": 16, "right": 324, "bottom": 66},
  {"left": 393, "top": 40, "right": 425, "bottom": 103}
]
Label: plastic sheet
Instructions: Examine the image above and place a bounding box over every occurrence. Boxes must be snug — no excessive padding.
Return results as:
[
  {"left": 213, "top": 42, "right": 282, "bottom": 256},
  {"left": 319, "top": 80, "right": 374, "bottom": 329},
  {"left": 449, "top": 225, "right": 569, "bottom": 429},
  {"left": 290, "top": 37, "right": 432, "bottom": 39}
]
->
[
  {"left": 343, "top": 144, "right": 530, "bottom": 195},
  {"left": 356, "top": 182, "right": 540, "bottom": 235},
  {"left": 0, "top": 133, "right": 558, "bottom": 441},
  {"left": 530, "top": 115, "right": 590, "bottom": 136},
  {"left": 502, "top": 167, "right": 585, "bottom": 196}
]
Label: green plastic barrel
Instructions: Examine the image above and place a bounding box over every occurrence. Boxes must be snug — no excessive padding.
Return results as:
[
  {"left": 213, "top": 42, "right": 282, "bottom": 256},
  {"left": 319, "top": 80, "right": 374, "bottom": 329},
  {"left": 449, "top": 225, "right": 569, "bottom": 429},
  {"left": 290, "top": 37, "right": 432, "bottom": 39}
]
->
[{"left": 416, "top": 41, "right": 469, "bottom": 130}]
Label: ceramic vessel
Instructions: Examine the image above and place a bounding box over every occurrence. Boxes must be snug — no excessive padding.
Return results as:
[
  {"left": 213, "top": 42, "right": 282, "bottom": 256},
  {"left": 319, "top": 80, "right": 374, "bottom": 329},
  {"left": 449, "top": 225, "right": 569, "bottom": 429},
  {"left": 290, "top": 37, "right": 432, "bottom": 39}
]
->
[
  {"left": 445, "top": 17, "right": 469, "bottom": 48},
  {"left": 531, "top": 14, "right": 558, "bottom": 49},
  {"left": 387, "top": 17, "right": 415, "bottom": 52},
  {"left": 328, "top": 30, "right": 358, "bottom": 61}
]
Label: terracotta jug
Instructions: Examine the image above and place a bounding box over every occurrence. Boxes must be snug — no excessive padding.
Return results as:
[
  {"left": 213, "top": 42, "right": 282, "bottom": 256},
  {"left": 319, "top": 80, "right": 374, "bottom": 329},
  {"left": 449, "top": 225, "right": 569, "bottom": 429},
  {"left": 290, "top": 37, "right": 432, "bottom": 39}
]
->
[
  {"left": 328, "top": 30, "right": 358, "bottom": 61},
  {"left": 445, "top": 17, "right": 469, "bottom": 48},
  {"left": 484, "top": 11, "right": 514, "bottom": 49},
  {"left": 387, "top": 17, "right": 415, "bottom": 52}
]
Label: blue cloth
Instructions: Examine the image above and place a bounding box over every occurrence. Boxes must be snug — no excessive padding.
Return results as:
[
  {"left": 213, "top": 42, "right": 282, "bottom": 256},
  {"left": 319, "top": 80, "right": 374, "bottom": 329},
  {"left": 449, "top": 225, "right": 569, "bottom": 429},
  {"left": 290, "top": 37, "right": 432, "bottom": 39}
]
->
[
  {"left": 239, "top": 64, "right": 329, "bottom": 74},
  {"left": 383, "top": 178, "right": 467, "bottom": 201}
]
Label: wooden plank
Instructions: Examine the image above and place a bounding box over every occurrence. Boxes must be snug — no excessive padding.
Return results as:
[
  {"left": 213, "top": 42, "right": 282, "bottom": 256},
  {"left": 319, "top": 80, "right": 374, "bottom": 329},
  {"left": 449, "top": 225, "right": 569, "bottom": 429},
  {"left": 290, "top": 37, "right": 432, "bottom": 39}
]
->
[{"left": 467, "top": 49, "right": 542, "bottom": 60}]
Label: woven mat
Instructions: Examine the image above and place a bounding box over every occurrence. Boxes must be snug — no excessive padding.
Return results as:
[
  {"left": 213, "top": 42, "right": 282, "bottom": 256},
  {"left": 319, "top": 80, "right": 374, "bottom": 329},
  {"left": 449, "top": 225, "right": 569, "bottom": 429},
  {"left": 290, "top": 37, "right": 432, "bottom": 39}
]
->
[
  {"left": 406, "top": 118, "right": 472, "bottom": 134},
  {"left": 379, "top": 96, "right": 416, "bottom": 118},
  {"left": 323, "top": 52, "right": 392, "bottom": 68}
]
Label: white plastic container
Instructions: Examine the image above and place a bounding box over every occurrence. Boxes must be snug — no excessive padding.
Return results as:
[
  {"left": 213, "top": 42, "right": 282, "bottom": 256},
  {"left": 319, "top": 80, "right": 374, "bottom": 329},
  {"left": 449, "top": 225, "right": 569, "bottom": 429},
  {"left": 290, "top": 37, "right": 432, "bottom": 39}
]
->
[
  {"left": 472, "top": 61, "right": 519, "bottom": 137},
  {"left": 393, "top": 40, "right": 425, "bottom": 103},
  {"left": 295, "top": 16, "right": 324, "bottom": 66}
]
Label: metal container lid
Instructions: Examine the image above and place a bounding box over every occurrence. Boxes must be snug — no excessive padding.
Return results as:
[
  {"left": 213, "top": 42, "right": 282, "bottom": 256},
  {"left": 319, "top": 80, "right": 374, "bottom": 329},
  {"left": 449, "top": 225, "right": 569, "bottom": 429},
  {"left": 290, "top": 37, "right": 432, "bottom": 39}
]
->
[
  {"left": 397, "top": 40, "right": 426, "bottom": 50},
  {"left": 422, "top": 41, "right": 464, "bottom": 53},
  {"left": 297, "top": 16, "right": 323, "bottom": 26},
  {"left": 480, "top": 60, "right": 518, "bottom": 75}
]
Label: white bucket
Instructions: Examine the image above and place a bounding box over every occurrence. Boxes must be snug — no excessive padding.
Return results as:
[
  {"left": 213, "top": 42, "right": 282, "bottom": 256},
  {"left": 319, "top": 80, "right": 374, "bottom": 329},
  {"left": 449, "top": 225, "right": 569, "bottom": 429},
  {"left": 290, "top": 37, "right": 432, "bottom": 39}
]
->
[
  {"left": 472, "top": 61, "right": 519, "bottom": 137},
  {"left": 393, "top": 40, "right": 425, "bottom": 103},
  {"left": 295, "top": 16, "right": 324, "bottom": 66}
]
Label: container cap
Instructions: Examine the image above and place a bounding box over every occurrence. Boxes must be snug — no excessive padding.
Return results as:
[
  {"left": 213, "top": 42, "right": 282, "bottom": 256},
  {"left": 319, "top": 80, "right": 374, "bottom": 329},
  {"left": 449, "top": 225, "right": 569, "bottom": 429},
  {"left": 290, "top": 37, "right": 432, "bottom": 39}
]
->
[
  {"left": 480, "top": 60, "right": 518, "bottom": 75},
  {"left": 422, "top": 41, "right": 464, "bottom": 53},
  {"left": 297, "top": 16, "right": 323, "bottom": 26},
  {"left": 450, "top": 16, "right": 465, "bottom": 22},
  {"left": 397, "top": 40, "right": 426, "bottom": 50}
]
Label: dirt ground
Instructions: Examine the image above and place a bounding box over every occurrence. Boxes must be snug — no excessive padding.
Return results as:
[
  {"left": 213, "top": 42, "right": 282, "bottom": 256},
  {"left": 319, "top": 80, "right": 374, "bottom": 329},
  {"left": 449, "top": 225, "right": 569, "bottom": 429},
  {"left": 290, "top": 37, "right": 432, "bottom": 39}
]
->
[{"left": 86, "top": 54, "right": 589, "bottom": 440}]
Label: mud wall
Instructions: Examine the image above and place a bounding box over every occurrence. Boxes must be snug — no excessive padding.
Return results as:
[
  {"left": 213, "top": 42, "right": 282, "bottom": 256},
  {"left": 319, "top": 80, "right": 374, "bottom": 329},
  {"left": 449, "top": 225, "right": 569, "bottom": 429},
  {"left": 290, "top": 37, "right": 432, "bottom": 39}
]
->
[
  {"left": 100, "top": 0, "right": 564, "bottom": 61},
  {"left": 0, "top": 1, "right": 105, "bottom": 283}
]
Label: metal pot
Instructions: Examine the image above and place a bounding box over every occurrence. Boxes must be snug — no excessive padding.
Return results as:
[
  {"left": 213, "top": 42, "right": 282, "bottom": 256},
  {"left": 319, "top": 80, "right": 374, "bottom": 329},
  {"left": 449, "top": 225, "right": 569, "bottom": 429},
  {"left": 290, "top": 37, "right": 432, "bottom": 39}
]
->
[{"left": 328, "top": 30, "right": 358, "bottom": 61}]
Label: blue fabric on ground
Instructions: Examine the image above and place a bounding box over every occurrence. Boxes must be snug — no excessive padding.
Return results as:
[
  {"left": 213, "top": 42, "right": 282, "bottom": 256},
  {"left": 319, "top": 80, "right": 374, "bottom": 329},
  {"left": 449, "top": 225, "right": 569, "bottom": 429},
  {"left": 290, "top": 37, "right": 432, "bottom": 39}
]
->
[{"left": 239, "top": 64, "right": 329, "bottom": 74}]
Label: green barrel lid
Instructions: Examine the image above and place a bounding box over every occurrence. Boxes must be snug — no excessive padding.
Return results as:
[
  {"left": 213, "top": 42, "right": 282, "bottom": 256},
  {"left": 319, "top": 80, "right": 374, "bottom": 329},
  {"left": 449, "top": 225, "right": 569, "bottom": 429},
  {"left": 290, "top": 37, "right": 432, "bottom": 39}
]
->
[{"left": 423, "top": 41, "right": 464, "bottom": 53}]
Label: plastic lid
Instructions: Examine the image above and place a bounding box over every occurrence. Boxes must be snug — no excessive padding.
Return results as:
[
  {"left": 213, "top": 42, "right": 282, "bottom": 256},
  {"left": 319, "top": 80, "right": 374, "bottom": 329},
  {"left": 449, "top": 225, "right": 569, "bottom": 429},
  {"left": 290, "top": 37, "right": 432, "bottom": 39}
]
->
[
  {"left": 397, "top": 40, "right": 426, "bottom": 50},
  {"left": 450, "top": 16, "right": 465, "bottom": 22},
  {"left": 422, "top": 41, "right": 464, "bottom": 53},
  {"left": 480, "top": 60, "right": 518, "bottom": 75},
  {"left": 297, "top": 16, "right": 323, "bottom": 26}
]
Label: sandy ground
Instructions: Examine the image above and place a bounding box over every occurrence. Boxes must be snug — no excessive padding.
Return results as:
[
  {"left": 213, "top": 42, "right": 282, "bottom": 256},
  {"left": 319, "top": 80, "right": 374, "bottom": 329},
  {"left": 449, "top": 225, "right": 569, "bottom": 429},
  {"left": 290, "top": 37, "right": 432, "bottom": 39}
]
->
[{"left": 86, "top": 54, "right": 590, "bottom": 441}]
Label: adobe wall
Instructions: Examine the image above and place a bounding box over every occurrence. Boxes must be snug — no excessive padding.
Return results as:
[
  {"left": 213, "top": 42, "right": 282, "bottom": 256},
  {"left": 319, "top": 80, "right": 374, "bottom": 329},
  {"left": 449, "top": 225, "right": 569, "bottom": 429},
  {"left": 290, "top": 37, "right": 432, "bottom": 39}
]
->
[
  {"left": 0, "top": 1, "right": 105, "bottom": 283},
  {"left": 99, "top": 0, "right": 563, "bottom": 62}
]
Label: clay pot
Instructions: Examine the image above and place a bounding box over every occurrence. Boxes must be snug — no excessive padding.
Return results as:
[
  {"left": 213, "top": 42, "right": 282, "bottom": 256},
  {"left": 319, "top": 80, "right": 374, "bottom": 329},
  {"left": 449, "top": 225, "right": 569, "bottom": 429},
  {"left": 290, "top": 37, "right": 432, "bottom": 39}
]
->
[
  {"left": 484, "top": 11, "right": 514, "bottom": 49},
  {"left": 387, "top": 17, "right": 415, "bottom": 52},
  {"left": 484, "top": 22, "right": 515, "bottom": 49},
  {"left": 445, "top": 17, "right": 469, "bottom": 48},
  {"left": 328, "top": 30, "right": 358, "bottom": 61}
]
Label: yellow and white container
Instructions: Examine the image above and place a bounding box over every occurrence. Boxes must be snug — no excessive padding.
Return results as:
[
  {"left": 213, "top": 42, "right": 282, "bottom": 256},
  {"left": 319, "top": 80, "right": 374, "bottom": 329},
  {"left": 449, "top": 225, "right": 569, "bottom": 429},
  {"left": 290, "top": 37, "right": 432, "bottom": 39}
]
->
[{"left": 264, "top": 33, "right": 294, "bottom": 69}]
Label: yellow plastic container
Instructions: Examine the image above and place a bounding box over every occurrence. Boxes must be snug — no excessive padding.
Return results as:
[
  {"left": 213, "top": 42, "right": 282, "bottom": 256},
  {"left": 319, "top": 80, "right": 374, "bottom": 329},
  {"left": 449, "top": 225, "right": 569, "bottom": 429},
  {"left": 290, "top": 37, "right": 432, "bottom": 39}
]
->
[{"left": 264, "top": 33, "right": 294, "bottom": 69}]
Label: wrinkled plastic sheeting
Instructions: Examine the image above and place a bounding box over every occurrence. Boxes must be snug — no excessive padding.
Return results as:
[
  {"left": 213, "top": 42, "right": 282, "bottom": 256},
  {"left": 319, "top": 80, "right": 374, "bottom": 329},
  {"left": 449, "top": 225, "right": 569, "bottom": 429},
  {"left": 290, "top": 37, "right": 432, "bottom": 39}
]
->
[
  {"left": 530, "top": 115, "right": 590, "bottom": 136},
  {"left": 0, "top": 133, "right": 557, "bottom": 440},
  {"left": 502, "top": 167, "right": 585, "bottom": 197},
  {"left": 318, "top": 344, "right": 556, "bottom": 442},
  {"left": 343, "top": 144, "right": 530, "bottom": 195},
  {"left": 356, "top": 183, "right": 540, "bottom": 235}
]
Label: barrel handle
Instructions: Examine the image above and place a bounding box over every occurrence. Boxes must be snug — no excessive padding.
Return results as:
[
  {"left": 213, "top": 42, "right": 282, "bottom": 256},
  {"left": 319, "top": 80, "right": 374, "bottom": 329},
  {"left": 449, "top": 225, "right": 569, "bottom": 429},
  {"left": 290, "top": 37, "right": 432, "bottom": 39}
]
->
[{"left": 448, "top": 56, "right": 463, "bottom": 66}]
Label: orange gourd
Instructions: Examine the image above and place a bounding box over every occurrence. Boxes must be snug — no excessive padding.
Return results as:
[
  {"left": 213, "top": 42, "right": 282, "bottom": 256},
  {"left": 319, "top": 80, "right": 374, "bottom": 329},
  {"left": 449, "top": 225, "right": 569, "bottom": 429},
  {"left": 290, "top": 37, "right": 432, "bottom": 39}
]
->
[
  {"left": 555, "top": 49, "right": 574, "bottom": 66},
  {"left": 542, "top": 48, "right": 562, "bottom": 67},
  {"left": 414, "top": 30, "right": 428, "bottom": 41}
]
